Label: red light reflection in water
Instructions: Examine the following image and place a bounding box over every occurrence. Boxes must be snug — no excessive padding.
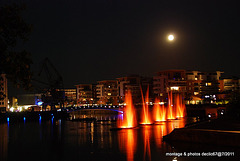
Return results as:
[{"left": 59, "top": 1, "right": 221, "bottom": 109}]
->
[
  {"left": 0, "top": 123, "right": 8, "bottom": 161},
  {"left": 154, "top": 124, "right": 163, "bottom": 148},
  {"left": 153, "top": 99, "right": 166, "bottom": 122},
  {"left": 140, "top": 86, "right": 152, "bottom": 125},
  {"left": 143, "top": 126, "right": 151, "bottom": 161},
  {"left": 118, "top": 129, "right": 136, "bottom": 161},
  {"left": 117, "top": 91, "right": 137, "bottom": 128},
  {"left": 154, "top": 119, "right": 186, "bottom": 148}
]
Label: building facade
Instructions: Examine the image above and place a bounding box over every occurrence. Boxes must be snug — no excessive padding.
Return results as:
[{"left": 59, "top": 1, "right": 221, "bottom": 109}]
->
[
  {"left": 74, "top": 70, "right": 240, "bottom": 106},
  {"left": 0, "top": 74, "right": 8, "bottom": 112},
  {"left": 153, "top": 70, "right": 226, "bottom": 104},
  {"left": 96, "top": 80, "right": 118, "bottom": 105},
  {"left": 75, "top": 84, "right": 94, "bottom": 105},
  {"left": 117, "top": 76, "right": 141, "bottom": 104},
  {"left": 153, "top": 70, "right": 187, "bottom": 97},
  {"left": 56, "top": 88, "right": 77, "bottom": 106}
]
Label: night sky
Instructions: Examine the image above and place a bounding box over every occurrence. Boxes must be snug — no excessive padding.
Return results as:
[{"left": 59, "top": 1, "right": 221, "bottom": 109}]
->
[{"left": 2, "top": 0, "right": 240, "bottom": 88}]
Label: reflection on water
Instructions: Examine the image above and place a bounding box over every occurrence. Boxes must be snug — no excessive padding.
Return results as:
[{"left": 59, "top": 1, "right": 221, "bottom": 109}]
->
[
  {"left": 118, "top": 129, "right": 136, "bottom": 161},
  {"left": 154, "top": 125, "right": 163, "bottom": 148},
  {"left": 0, "top": 123, "right": 8, "bottom": 161},
  {"left": 70, "top": 110, "right": 119, "bottom": 121},
  {"left": 143, "top": 126, "right": 151, "bottom": 161},
  {"left": 0, "top": 112, "right": 202, "bottom": 161}
]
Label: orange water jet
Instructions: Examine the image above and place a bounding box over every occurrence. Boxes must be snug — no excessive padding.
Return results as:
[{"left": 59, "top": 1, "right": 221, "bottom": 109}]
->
[
  {"left": 167, "top": 91, "right": 176, "bottom": 119},
  {"left": 175, "top": 94, "right": 186, "bottom": 118},
  {"left": 140, "top": 86, "right": 152, "bottom": 125},
  {"left": 153, "top": 99, "right": 166, "bottom": 122},
  {"left": 118, "top": 90, "right": 137, "bottom": 128}
]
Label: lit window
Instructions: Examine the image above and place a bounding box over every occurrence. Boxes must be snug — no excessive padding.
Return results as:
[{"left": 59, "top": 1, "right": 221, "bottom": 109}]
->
[
  {"left": 195, "top": 78, "right": 198, "bottom": 80},
  {"left": 108, "top": 93, "right": 111, "bottom": 96},
  {"left": 170, "top": 86, "right": 179, "bottom": 90},
  {"left": 206, "top": 82, "right": 212, "bottom": 86}
]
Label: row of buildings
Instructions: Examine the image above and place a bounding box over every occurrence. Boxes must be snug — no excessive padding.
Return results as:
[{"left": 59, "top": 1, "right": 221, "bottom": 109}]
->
[
  {"left": 76, "top": 70, "right": 240, "bottom": 106},
  {"left": 1, "top": 70, "right": 240, "bottom": 112}
]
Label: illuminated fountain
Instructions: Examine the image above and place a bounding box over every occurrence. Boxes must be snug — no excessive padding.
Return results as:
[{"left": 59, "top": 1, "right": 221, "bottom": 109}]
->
[
  {"left": 167, "top": 91, "right": 176, "bottom": 120},
  {"left": 153, "top": 99, "right": 166, "bottom": 122},
  {"left": 117, "top": 89, "right": 186, "bottom": 129},
  {"left": 117, "top": 90, "right": 137, "bottom": 128},
  {"left": 175, "top": 93, "right": 186, "bottom": 118},
  {"left": 140, "top": 86, "right": 153, "bottom": 125}
]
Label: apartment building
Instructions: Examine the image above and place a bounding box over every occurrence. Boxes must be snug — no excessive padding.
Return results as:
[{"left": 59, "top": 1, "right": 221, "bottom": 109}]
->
[
  {"left": 117, "top": 76, "right": 141, "bottom": 104},
  {"left": 185, "top": 71, "right": 223, "bottom": 95},
  {"left": 75, "top": 84, "right": 94, "bottom": 105},
  {"left": 153, "top": 70, "right": 226, "bottom": 103},
  {"left": 221, "top": 78, "right": 240, "bottom": 92},
  {"left": 96, "top": 80, "right": 118, "bottom": 105},
  {"left": 153, "top": 70, "right": 187, "bottom": 95},
  {"left": 0, "top": 74, "right": 8, "bottom": 112}
]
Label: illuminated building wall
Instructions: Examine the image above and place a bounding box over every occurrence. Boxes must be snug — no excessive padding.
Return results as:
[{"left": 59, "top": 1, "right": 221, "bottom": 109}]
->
[
  {"left": 59, "top": 88, "right": 76, "bottom": 100},
  {"left": 0, "top": 74, "right": 8, "bottom": 112},
  {"left": 222, "top": 78, "right": 240, "bottom": 92},
  {"left": 96, "top": 80, "right": 118, "bottom": 105},
  {"left": 75, "top": 84, "right": 94, "bottom": 105},
  {"left": 117, "top": 76, "right": 141, "bottom": 104},
  {"left": 154, "top": 70, "right": 226, "bottom": 104},
  {"left": 186, "top": 71, "right": 223, "bottom": 96},
  {"left": 9, "top": 97, "right": 18, "bottom": 108},
  {"left": 153, "top": 75, "right": 168, "bottom": 97},
  {"left": 74, "top": 70, "right": 240, "bottom": 105},
  {"left": 153, "top": 70, "right": 187, "bottom": 96},
  {"left": 56, "top": 88, "right": 77, "bottom": 106}
]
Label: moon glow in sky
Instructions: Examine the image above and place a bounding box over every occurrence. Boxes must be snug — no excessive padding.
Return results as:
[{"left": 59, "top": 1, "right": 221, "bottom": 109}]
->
[{"left": 168, "top": 35, "right": 174, "bottom": 41}]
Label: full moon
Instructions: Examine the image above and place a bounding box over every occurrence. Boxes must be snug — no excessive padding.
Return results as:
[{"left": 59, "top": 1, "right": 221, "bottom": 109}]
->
[{"left": 168, "top": 35, "right": 174, "bottom": 41}]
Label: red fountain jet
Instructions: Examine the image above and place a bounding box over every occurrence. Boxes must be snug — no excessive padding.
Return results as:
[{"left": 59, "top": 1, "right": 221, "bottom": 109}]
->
[
  {"left": 167, "top": 91, "right": 176, "bottom": 120},
  {"left": 140, "top": 86, "right": 153, "bottom": 125},
  {"left": 118, "top": 90, "right": 137, "bottom": 128},
  {"left": 153, "top": 99, "right": 166, "bottom": 122},
  {"left": 175, "top": 93, "right": 186, "bottom": 118}
]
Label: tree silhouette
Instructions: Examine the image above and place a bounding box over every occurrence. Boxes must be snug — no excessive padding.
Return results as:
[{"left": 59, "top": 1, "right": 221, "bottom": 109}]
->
[{"left": 0, "top": 3, "right": 32, "bottom": 93}]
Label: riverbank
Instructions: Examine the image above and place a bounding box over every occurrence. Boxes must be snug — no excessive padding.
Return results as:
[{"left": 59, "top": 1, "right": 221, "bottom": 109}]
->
[
  {"left": 163, "top": 118, "right": 240, "bottom": 147},
  {"left": 0, "top": 111, "right": 69, "bottom": 122}
]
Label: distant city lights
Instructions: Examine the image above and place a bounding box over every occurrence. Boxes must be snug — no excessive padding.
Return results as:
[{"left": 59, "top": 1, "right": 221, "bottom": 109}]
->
[{"left": 37, "top": 101, "right": 43, "bottom": 106}]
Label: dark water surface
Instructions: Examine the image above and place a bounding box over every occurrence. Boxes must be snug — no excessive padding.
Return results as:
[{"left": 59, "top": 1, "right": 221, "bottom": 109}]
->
[{"left": 0, "top": 112, "right": 239, "bottom": 161}]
